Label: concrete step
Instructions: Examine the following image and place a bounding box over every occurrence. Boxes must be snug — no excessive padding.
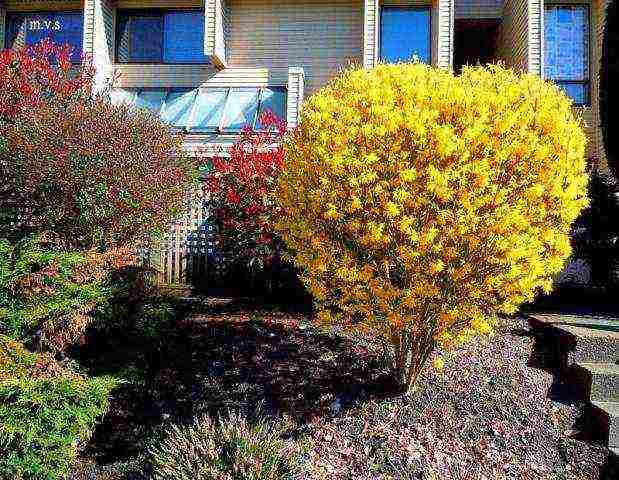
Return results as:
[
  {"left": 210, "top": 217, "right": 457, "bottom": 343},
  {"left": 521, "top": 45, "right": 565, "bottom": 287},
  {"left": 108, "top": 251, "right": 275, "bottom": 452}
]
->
[
  {"left": 528, "top": 314, "right": 619, "bottom": 371},
  {"left": 572, "top": 362, "right": 619, "bottom": 402},
  {"left": 590, "top": 401, "right": 619, "bottom": 450}
]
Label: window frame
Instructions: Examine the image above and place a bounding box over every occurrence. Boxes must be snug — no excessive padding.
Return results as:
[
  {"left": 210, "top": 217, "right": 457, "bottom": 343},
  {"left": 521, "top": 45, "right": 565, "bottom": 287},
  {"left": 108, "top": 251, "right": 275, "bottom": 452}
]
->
[
  {"left": 4, "top": 10, "right": 85, "bottom": 63},
  {"left": 544, "top": 3, "right": 591, "bottom": 106},
  {"left": 114, "top": 8, "right": 208, "bottom": 65},
  {"left": 379, "top": 5, "right": 432, "bottom": 65}
]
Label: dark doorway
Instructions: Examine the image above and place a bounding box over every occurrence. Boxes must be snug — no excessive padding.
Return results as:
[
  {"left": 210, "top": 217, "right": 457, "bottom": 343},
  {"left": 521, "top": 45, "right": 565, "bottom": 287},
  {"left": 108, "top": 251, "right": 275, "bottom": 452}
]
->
[{"left": 454, "top": 19, "right": 501, "bottom": 73}]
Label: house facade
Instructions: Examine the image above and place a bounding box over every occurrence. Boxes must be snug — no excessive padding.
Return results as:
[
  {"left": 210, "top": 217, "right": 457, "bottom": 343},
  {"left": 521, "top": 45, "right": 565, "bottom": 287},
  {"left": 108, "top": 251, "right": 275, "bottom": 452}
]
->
[{"left": 0, "top": 0, "right": 611, "bottom": 283}]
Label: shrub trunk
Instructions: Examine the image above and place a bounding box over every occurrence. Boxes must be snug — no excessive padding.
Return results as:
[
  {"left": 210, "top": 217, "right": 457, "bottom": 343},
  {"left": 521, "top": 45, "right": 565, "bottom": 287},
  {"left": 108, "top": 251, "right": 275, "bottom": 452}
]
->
[{"left": 392, "top": 328, "right": 436, "bottom": 393}]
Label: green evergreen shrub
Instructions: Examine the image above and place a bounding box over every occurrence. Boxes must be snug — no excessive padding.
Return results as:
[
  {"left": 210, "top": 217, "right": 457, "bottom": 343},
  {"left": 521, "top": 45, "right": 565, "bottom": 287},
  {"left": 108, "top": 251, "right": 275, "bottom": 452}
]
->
[
  {"left": 0, "top": 235, "right": 140, "bottom": 352},
  {"left": 0, "top": 335, "right": 116, "bottom": 480}
]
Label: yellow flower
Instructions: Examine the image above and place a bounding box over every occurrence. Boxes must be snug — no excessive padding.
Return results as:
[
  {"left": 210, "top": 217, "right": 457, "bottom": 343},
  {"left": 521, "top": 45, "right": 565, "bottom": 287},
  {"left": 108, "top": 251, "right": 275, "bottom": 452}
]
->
[
  {"left": 384, "top": 202, "right": 400, "bottom": 217},
  {"left": 400, "top": 168, "right": 417, "bottom": 182},
  {"left": 433, "top": 357, "right": 445, "bottom": 370},
  {"left": 429, "top": 259, "right": 445, "bottom": 273}
]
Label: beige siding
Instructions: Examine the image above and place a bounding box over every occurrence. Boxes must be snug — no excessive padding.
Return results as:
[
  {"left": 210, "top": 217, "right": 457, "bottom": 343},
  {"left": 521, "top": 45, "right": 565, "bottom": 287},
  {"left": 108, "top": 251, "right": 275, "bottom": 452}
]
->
[
  {"left": 226, "top": 0, "right": 363, "bottom": 95},
  {"left": 116, "top": 0, "right": 201, "bottom": 7},
  {"left": 496, "top": 0, "right": 529, "bottom": 71},
  {"left": 3, "top": 1, "right": 84, "bottom": 11},
  {"left": 363, "top": 0, "right": 379, "bottom": 68},
  {"left": 114, "top": 65, "right": 289, "bottom": 87},
  {"left": 455, "top": 0, "right": 502, "bottom": 19}
]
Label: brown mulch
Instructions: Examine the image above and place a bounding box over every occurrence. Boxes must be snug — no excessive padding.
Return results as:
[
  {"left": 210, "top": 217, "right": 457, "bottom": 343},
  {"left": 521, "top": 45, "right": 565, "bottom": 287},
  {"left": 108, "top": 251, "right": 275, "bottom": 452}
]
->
[{"left": 72, "top": 302, "right": 617, "bottom": 479}]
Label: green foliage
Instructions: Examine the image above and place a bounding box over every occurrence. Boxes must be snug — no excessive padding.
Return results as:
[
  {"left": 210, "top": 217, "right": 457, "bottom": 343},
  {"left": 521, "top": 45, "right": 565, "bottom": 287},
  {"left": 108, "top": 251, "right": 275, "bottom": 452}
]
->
[
  {"left": 0, "top": 335, "right": 117, "bottom": 480},
  {"left": 149, "top": 410, "right": 295, "bottom": 480},
  {"left": 573, "top": 171, "right": 619, "bottom": 287},
  {"left": 0, "top": 236, "right": 108, "bottom": 349}
]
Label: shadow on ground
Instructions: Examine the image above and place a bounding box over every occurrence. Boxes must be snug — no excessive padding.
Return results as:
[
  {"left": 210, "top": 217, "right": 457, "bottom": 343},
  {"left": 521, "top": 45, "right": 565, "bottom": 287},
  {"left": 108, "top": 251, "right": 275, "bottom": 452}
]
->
[{"left": 72, "top": 298, "right": 392, "bottom": 471}]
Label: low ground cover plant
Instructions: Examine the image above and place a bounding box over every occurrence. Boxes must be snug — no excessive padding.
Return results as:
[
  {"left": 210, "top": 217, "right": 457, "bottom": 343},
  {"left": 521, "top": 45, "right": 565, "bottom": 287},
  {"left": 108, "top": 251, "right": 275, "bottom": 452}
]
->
[
  {"left": 149, "top": 409, "right": 295, "bottom": 480},
  {"left": 275, "top": 63, "right": 589, "bottom": 390},
  {"left": 0, "top": 335, "right": 116, "bottom": 480}
]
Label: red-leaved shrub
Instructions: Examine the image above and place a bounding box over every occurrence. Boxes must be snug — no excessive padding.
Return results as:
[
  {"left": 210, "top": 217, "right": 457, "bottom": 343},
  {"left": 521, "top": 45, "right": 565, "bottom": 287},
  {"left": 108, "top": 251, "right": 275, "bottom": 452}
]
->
[
  {"left": 205, "top": 111, "right": 286, "bottom": 270},
  {"left": 0, "top": 40, "right": 198, "bottom": 249}
]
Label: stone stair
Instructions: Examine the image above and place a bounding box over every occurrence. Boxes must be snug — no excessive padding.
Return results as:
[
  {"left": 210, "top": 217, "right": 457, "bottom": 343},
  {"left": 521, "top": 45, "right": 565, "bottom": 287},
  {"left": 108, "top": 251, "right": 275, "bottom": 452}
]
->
[{"left": 527, "top": 313, "right": 619, "bottom": 456}]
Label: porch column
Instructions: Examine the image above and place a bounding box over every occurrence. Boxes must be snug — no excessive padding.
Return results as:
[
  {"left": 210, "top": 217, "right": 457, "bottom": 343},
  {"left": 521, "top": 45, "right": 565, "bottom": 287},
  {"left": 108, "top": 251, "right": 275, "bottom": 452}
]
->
[
  {"left": 84, "top": 0, "right": 115, "bottom": 91},
  {"left": 497, "top": 0, "right": 542, "bottom": 74},
  {"left": 0, "top": 6, "right": 5, "bottom": 50},
  {"left": 287, "top": 66, "right": 305, "bottom": 129},
  {"left": 204, "top": 0, "right": 228, "bottom": 68},
  {"left": 436, "top": 0, "right": 454, "bottom": 70},
  {"left": 528, "top": 0, "right": 543, "bottom": 75},
  {"left": 363, "top": 0, "right": 379, "bottom": 68}
]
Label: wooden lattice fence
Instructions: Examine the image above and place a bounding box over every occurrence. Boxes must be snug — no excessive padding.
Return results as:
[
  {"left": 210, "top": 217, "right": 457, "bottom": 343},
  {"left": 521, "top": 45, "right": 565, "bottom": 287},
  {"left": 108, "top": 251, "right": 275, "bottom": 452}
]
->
[{"left": 147, "top": 185, "right": 226, "bottom": 287}]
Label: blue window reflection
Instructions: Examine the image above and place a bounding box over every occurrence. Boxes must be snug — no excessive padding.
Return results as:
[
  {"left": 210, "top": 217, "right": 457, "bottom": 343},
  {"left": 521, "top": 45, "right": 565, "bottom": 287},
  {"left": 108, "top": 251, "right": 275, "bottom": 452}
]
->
[
  {"left": 380, "top": 7, "right": 431, "bottom": 64},
  {"left": 189, "top": 88, "right": 229, "bottom": 133},
  {"left": 544, "top": 5, "right": 589, "bottom": 105},
  {"left": 220, "top": 89, "right": 261, "bottom": 132},
  {"left": 5, "top": 12, "right": 84, "bottom": 62},
  {"left": 116, "top": 10, "right": 207, "bottom": 64},
  {"left": 256, "top": 87, "right": 287, "bottom": 130},
  {"left": 161, "top": 89, "right": 198, "bottom": 128},
  {"left": 163, "top": 11, "right": 207, "bottom": 63}
]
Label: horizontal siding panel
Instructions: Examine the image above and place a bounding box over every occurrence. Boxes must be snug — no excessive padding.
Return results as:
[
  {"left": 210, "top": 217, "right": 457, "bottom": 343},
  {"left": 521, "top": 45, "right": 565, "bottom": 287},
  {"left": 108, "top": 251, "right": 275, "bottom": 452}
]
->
[
  {"left": 496, "top": 0, "right": 529, "bottom": 71},
  {"left": 4, "top": 1, "right": 83, "bottom": 11},
  {"left": 116, "top": 0, "right": 202, "bottom": 8},
  {"left": 455, "top": 0, "right": 503, "bottom": 19},
  {"left": 226, "top": 0, "right": 363, "bottom": 95}
]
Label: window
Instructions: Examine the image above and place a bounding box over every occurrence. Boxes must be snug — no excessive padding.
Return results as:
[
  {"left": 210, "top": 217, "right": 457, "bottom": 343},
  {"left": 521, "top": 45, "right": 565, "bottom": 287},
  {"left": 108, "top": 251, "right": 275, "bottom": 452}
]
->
[
  {"left": 5, "top": 11, "right": 84, "bottom": 62},
  {"left": 111, "top": 87, "right": 287, "bottom": 133},
  {"left": 380, "top": 7, "right": 431, "bottom": 64},
  {"left": 116, "top": 10, "right": 207, "bottom": 64},
  {"left": 545, "top": 5, "right": 590, "bottom": 105}
]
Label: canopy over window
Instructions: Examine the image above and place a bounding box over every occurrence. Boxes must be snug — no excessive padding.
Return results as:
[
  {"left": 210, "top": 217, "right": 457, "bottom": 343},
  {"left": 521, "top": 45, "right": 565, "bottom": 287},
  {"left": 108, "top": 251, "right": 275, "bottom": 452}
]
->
[
  {"left": 5, "top": 11, "right": 84, "bottom": 62},
  {"left": 111, "top": 87, "right": 287, "bottom": 133}
]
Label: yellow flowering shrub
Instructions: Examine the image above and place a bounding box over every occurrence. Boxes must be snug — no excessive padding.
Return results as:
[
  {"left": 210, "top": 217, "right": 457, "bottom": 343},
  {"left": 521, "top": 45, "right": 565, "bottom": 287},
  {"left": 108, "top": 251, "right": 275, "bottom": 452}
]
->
[{"left": 274, "top": 64, "right": 589, "bottom": 390}]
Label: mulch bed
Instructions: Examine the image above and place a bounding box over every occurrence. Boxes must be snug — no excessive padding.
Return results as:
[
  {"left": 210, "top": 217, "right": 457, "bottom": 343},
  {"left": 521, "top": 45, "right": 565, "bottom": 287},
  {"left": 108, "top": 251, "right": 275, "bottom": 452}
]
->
[{"left": 71, "top": 299, "right": 617, "bottom": 479}]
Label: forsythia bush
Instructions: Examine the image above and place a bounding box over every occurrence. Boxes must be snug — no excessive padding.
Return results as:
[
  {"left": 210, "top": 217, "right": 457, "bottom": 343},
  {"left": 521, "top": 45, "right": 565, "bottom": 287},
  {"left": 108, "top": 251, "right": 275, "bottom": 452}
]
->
[{"left": 275, "top": 64, "right": 589, "bottom": 389}]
